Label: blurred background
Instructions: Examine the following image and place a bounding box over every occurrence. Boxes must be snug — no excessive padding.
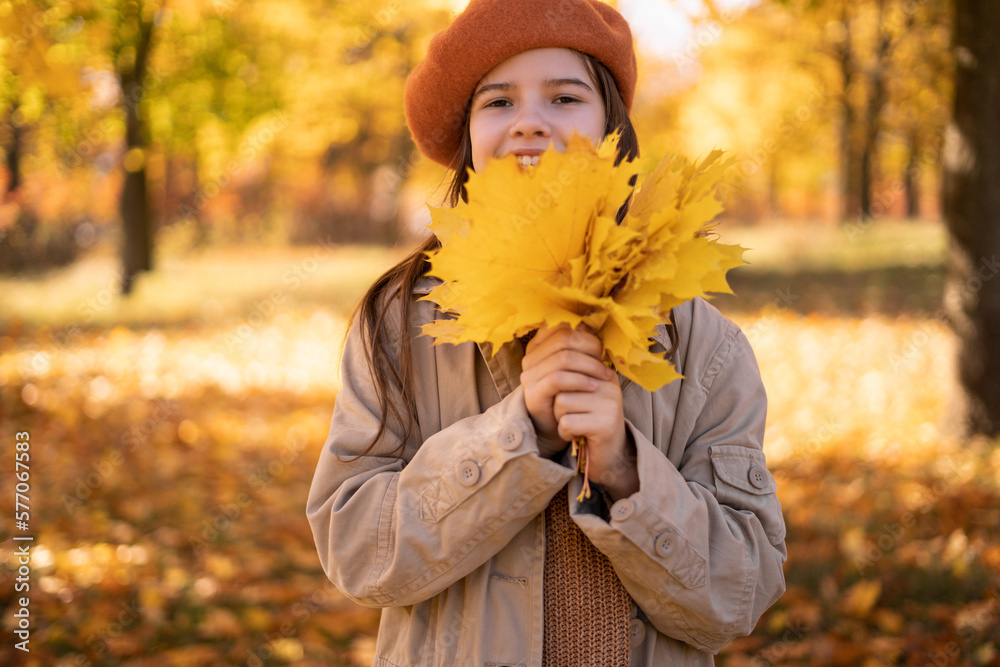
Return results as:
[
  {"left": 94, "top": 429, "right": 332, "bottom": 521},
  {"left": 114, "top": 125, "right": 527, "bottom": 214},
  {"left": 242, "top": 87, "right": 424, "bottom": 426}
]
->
[{"left": 1, "top": 0, "right": 999, "bottom": 664}]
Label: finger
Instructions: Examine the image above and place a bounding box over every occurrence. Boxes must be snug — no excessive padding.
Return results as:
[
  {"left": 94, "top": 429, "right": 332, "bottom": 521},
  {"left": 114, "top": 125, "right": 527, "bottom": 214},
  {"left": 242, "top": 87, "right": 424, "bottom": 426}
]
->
[
  {"left": 523, "top": 368, "right": 600, "bottom": 401},
  {"left": 523, "top": 343, "right": 613, "bottom": 379},
  {"left": 553, "top": 389, "right": 615, "bottom": 418},
  {"left": 553, "top": 383, "right": 623, "bottom": 424},
  {"left": 524, "top": 323, "right": 603, "bottom": 361},
  {"left": 557, "top": 412, "right": 616, "bottom": 443},
  {"left": 524, "top": 323, "right": 579, "bottom": 358},
  {"left": 525, "top": 323, "right": 571, "bottom": 352}
]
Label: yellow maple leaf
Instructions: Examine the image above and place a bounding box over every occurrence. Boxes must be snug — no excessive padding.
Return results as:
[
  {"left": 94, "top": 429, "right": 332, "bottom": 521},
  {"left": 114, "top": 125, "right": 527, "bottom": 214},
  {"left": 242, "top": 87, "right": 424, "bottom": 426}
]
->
[{"left": 421, "top": 132, "right": 746, "bottom": 392}]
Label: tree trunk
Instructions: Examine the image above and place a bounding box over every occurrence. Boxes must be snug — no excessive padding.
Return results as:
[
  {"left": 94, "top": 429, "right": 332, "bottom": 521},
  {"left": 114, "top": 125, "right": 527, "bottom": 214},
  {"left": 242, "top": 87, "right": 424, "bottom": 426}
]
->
[
  {"left": 3, "top": 103, "right": 24, "bottom": 196},
  {"left": 903, "top": 133, "right": 920, "bottom": 219},
  {"left": 858, "top": 139, "right": 874, "bottom": 219},
  {"left": 836, "top": 4, "right": 856, "bottom": 222},
  {"left": 119, "top": 4, "right": 155, "bottom": 295},
  {"left": 942, "top": 0, "right": 1000, "bottom": 436},
  {"left": 860, "top": 0, "right": 889, "bottom": 220},
  {"left": 120, "top": 166, "right": 150, "bottom": 292},
  {"left": 767, "top": 152, "right": 779, "bottom": 219},
  {"left": 121, "top": 94, "right": 152, "bottom": 293}
]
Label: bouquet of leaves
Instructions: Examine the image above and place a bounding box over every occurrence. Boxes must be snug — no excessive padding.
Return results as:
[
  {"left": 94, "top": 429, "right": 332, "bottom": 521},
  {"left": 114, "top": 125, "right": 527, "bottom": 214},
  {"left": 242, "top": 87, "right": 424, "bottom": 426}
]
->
[{"left": 421, "top": 132, "right": 745, "bottom": 499}]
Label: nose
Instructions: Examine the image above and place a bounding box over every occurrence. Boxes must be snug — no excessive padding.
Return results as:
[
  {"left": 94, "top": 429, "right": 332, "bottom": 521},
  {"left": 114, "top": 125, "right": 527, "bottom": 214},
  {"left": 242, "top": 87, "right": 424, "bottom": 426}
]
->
[{"left": 509, "top": 103, "right": 550, "bottom": 138}]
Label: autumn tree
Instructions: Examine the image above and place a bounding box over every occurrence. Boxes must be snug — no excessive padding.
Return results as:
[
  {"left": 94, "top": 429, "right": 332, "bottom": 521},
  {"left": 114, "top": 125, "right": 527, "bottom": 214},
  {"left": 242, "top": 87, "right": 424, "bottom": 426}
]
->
[
  {"left": 146, "top": 1, "right": 286, "bottom": 244},
  {"left": 272, "top": 1, "right": 451, "bottom": 245},
  {"left": 882, "top": 0, "right": 951, "bottom": 218},
  {"left": 942, "top": 0, "right": 1000, "bottom": 436},
  {"left": 770, "top": 0, "right": 949, "bottom": 221},
  {"left": 633, "top": 2, "right": 842, "bottom": 221},
  {"left": 0, "top": 1, "right": 90, "bottom": 272},
  {"left": 649, "top": 0, "right": 950, "bottom": 223},
  {"left": 773, "top": 0, "right": 876, "bottom": 220},
  {"left": 0, "top": 2, "right": 84, "bottom": 198},
  {"left": 0, "top": 0, "right": 162, "bottom": 287},
  {"left": 111, "top": 0, "right": 158, "bottom": 294}
]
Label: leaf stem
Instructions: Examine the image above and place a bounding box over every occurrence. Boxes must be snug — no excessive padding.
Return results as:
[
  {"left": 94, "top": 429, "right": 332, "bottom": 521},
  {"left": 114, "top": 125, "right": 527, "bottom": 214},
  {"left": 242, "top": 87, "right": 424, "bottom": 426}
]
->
[{"left": 574, "top": 436, "right": 592, "bottom": 502}]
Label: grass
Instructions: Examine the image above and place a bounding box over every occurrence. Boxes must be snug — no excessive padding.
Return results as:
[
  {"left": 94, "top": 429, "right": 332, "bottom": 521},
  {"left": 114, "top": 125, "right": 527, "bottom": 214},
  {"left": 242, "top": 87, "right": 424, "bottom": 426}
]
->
[
  {"left": 728, "top": 218, "right": 946, "bottom": 273},
  {"left": 0, "top": 244, "right": 406, "bottom": 330},
  {"left": 712, "top": 218, "right": 947, "bottom": 317}
]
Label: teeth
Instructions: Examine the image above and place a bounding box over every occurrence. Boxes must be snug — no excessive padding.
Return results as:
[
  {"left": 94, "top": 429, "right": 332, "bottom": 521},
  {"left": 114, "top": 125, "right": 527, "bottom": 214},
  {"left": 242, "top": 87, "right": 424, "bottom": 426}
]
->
[{"left": 517, "top": 155, "right": 540, "bottom": 167}]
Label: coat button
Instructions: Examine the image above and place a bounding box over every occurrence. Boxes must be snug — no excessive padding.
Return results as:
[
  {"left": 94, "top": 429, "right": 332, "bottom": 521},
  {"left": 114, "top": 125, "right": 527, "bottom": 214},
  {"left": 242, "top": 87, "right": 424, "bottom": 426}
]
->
[
  {"left": 630, "top": 618, "right": 646, "bottom": 648},
  {"left": 457, "top": 460, "right": 480, "bottom": 486},
  {"left": 748, "top": 464, "right": 769, "bottom": 489},
  {"left": 654, "top": 530, "right": 676, "bottom": 558},
  {"left": 610, "top": 498, "right": 635, "bottom": 522},
  {"left": 499, "top": 426, "right": 523, "bottom": 451}
]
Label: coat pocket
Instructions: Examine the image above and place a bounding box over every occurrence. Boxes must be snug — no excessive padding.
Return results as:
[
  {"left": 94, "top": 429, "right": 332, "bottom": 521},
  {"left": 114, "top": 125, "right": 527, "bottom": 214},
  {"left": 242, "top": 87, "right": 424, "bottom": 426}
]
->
[{"left": 709, "top": 445, "right": 785, "bottom": 545}]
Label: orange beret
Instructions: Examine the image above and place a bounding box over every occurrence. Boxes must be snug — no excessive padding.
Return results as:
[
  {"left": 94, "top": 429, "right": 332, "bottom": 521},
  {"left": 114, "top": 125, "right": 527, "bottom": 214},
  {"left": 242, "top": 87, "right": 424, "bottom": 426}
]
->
[{"left": 404, "top": 0, "right": 637, "bottom": 167}]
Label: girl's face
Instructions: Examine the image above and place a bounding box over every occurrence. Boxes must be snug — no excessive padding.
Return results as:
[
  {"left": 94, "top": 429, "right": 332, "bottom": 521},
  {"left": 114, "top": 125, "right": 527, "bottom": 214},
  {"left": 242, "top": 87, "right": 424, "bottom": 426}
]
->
[{"left": 468, "top": 47, "right": 607, "bottom": 173}]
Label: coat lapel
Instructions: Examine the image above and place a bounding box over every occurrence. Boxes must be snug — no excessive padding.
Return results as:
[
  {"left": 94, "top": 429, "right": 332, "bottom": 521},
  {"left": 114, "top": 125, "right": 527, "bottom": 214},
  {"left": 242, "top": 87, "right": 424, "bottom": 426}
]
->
[{"left": 479, "top": 339, "right": 524, "bottom": 400}]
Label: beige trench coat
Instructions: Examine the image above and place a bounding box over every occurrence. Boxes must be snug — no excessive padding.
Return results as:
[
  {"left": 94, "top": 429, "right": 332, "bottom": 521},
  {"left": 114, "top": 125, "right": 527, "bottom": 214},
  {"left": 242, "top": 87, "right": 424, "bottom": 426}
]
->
[{"left": 307, "top": 278, "right": 787, "bottom": 666}]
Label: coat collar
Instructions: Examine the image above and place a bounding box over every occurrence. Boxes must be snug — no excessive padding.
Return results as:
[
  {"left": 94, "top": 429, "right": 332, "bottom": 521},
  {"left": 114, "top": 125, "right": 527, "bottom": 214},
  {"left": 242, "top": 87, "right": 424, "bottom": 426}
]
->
[
  {"left": 413, "top": 273, "right": 522, "bottom": 398},
  {"left": 413, "top": 274, "right": 443, "bottom": 296}
]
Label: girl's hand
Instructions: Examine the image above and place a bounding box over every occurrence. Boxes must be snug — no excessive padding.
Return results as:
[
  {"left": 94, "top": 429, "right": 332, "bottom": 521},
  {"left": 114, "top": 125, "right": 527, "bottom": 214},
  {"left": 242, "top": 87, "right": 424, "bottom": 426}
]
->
[{"left": 520, "top": 325, "right": 631, "bottom": 490}]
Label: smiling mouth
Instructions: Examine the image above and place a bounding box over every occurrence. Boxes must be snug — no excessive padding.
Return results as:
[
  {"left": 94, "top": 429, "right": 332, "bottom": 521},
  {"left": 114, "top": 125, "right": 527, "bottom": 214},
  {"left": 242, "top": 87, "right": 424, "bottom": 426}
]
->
[{"left": 516, "top": 155, "right": 541, "bottom": 167}]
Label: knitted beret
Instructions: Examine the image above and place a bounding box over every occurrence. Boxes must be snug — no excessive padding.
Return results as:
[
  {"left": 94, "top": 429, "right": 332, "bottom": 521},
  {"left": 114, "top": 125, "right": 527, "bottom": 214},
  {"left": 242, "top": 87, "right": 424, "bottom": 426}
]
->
[{"left": 404, "top": 0, "right": 637, "bottom": 167}]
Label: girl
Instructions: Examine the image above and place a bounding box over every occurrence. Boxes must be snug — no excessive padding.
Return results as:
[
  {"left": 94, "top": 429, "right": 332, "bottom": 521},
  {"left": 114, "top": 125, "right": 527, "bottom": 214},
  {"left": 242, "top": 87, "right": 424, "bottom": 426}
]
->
[{"left": 307, "top": 1, "right": 787, "bottom": 665}]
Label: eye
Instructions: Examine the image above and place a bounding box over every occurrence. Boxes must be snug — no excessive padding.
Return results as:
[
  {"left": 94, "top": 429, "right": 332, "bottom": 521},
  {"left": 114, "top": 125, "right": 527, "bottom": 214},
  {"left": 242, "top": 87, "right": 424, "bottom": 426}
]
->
[
  {"left": 483, "top": 98, "right": 511, "bottom": 108},
  {"left": 554, "top": 95, "right": 580, "bottom": 104}
]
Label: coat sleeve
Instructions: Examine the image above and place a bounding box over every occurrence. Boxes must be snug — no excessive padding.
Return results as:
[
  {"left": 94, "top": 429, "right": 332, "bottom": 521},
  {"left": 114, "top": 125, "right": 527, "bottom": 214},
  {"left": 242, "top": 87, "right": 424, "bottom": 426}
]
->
[
  {"left": 569, "top": 321, "right": 787, "bottom": 654},
  {"left": 306, "top": 314, "right": 574, "bottom": 608}
]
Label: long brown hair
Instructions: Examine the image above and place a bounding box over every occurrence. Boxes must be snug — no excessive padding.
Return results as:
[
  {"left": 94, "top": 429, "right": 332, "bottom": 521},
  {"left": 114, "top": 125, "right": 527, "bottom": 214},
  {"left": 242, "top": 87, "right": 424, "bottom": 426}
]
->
[{"left": 348, "top": 52, "right": 642, "bottom": 457}]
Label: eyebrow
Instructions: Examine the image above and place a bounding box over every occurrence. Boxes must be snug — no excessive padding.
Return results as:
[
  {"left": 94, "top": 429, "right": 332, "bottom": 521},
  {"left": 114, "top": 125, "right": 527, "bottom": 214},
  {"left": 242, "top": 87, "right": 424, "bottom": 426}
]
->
[{"left": 471, "top": 77, "right": 595, "bottom": 103}]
